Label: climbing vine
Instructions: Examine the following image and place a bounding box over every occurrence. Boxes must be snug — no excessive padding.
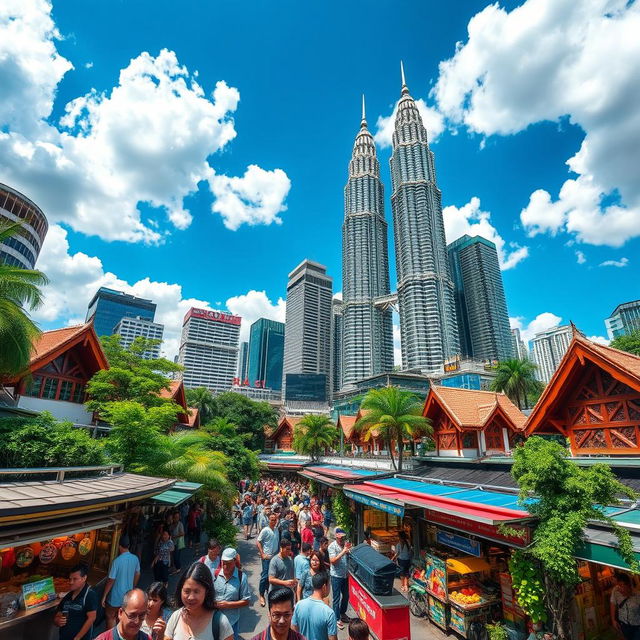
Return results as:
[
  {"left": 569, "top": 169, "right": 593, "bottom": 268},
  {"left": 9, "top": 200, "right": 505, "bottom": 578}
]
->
[{"left": 332, "top": 489, "right": 354, "bottom": 537}]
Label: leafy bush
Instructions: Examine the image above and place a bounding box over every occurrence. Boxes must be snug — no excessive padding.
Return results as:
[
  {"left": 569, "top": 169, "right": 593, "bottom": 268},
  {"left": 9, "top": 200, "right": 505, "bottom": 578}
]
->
[
  {"left": 203, "top": 500, "right": 239, "bottom": 548},
  {"left": 332, "top": 490, "right": 354, "bottom": 537}
]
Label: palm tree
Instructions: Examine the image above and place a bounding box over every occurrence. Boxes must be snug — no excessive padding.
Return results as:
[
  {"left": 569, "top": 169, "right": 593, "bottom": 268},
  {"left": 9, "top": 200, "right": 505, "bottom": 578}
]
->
[
  {"left": 490, "top": 359, "right": 541, "bottom": 410},
  {"left": 203, "top": 416, "right": 237, "bottom": 437},
  {"left": 186, "top": 387, "right": 216, "bottom": 424},
  {"left": 292, "top": 414, "right": 338, "bottom": 461},
  {"left": 355, "top": 387, "right": 431, "bottom": 472},
  {"left": 0, "top": 222, "right": 49, "bottom": 377},
  {"left": 133, "top": 430, "right": 232, "bottom": 497}
]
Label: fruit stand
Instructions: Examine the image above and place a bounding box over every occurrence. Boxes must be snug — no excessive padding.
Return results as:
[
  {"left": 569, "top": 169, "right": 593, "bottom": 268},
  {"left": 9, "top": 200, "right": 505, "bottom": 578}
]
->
[{"left": 411, "top": 552, "right": 499, "bottom": 638}]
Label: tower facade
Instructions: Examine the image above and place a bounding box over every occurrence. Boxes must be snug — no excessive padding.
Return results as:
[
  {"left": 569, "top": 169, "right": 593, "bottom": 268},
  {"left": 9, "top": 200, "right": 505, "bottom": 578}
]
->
[
  {"left": 331, "top": 299, "right": 344, "bottom": 394},
  {"left": 390, "top": 65, "right": 459, "bottom": 373},
  {"left": 282, "top": 260, "right": 333, "bottom": 398},
  {"left": 86, "top": 287, "right": 156, "bottom": 338},
  {"left": 247, "top": 318, "right": 285, "bottom": 391},
  {"left": 341, "top": 98, "right": 394, "bottom": 387},
  {"left": 531, "top": 325, "right": 572, "bottom": 383},
  {"left": 447, "top": 235, "right": 513, "bottom": 362}
]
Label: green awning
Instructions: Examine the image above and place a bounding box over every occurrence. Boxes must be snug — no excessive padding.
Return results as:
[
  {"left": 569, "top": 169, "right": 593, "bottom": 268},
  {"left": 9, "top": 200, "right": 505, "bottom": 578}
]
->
[
  {"left": 576, "top": 527, "right": 640, "bottom": 570},
  {"left": 150, "top": 490, "right": 192, "bottom": 506},
  {"left": 173, "top": 481, "right": 203, "bottom": 493}
]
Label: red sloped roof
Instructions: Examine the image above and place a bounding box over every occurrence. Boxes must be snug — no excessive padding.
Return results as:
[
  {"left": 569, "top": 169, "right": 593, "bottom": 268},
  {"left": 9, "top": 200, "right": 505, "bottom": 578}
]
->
[
  {"left": 337, "top": 415, "right": 357, "bottom": 439},
  {"left": 425, "top": 386, "right": 526, "bottom": 431}
]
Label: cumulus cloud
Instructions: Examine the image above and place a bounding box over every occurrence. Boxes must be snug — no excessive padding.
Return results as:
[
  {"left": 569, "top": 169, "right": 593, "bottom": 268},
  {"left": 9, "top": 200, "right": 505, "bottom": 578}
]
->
[
  {"left": 0, "top": 1, "right": 290, "bottom": 242},
  {"left": 443, "top": 197, "right": 529, "bottom": 270},
  {"left": 226, "top": 290, "right": 286, "bottom": 343},
  {"left": 588, "top": 335, "right": 610, "bottom": 345},
  {"left": 575, "top": 250, "right": 586, "bottom": 264},
  {"left": 374, "top": 98, "right": 444, "bottom": 148},
  {"left": 434, "top": 0, "right": 640, "bottom": 247},
  {"left": 33, "top": 224, "right": 285, "bottom": 358},
  {"left": 599, "top": 257, "right": 629, "bottom": 267},
  {"left": 210, "top": 165, "right": 291, "bottom": 231},
  {"left": 510, "top": 312, "right": 563, "bottom": 344}
]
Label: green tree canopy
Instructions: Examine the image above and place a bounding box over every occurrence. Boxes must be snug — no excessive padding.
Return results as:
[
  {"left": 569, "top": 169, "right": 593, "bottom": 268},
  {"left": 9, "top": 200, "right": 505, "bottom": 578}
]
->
[
  {"left": 610, "top": 329, "right": 640, "bottom": 356},
  {"left": 186, "top": 387, "right": 216, "bottom": 424},
  {"left": 209, "top": 391, "right": 277, "bottom": 450},
  {"left": 86, "top": 335, "right": 183, "bottom": 414},
  {"left": 0, "top": 222, "right": 49, "bottom": 378},
  {"left": 292, "top": 414, "right": 338, "bottom": 461},
  {"left": 355, "top": 386, "right": 431, "bottom": 471},
  {"left": 508, "top": 437, "right": 638, "bottom": 639},
  {"left": 0, "top": 413, "right": 104, "bottom": 468},
  {"left": 490, "top": 358, "right": 542, "bottom": 409}
]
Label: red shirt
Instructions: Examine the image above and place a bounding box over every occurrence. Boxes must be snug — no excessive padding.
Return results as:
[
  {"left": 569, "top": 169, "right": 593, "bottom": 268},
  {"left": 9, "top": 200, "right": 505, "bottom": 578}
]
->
[{"left": 301, "top": 527, "right": 314, "bottom": 545}]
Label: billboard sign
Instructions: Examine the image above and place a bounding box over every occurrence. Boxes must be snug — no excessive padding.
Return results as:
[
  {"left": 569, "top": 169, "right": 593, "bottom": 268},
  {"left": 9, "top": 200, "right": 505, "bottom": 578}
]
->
[{"left": 184, "top": 308, "right": 241, "bottom": 326}]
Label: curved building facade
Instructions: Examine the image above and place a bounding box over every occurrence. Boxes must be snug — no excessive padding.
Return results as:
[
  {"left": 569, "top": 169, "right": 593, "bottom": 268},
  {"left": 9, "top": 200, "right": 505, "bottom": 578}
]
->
[
  {"left": 0, "top": 183, "right": 48, "bottom": 269},
  {"left": 341, "top": 99, "right": 394, "bottom": 387},
  {"left": 390, "top": 67, "right": 459, "bottom": 374}
]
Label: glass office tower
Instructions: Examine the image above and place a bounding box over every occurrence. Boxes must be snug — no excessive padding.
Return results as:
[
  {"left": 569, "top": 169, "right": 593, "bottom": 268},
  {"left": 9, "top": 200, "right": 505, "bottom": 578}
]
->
[
  {"left": 247, "top": 318, "right": 285, "bottom": 391},
  {"left": 86, "top": 287, "right": 156, "bottom": 337}
]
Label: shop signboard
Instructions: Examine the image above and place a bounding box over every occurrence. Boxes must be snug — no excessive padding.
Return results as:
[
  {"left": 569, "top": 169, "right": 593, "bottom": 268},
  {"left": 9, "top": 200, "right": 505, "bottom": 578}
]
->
[
  {"left": 424, "top": 509, "right": 531, "bottom": 547},
  {"left": 436, "top": 529, "right": 481, "bottom": 557},
  {"left": 22, "top": 576, "right": 56, "bottom": 609},
  {"left": 343, "top": 490, "right": 404, "bottom": 517}
]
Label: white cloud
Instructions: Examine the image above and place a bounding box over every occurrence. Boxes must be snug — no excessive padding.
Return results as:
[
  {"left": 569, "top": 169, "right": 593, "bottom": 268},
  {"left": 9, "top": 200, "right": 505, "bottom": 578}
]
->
[
  {"left": 510, "top": 312, "right": 563, "bottom": 344},
  {"left": 443, "top": 197, "right": 529, "bottom": 270},
  {"left": 393, "top": 321, "right": 402, "bottom": 367},
  {"left": 599, "top": 257, "right": 628, "bottom": 267},
  {"left": 33, "top": 224, "right": 285, "bottom": 358},
  {"left": 588, "top": 335, "right": 610, "bottom": 345},
  {"left": 434, "top": 0, "right": 640, "bottom": 247},
  {"left": 210, "top": 165, "right": 291, "bottom": 231},
  {"left": 374, "top": 98, "right": 444, "bottom": 148},
  {"left": 226, "top": 290, "right": 286, "bottom": 343},
  {"left": 575, "top": 250, "right": 586, "bottom": 264},
  {"left": 84, "top": 62, "right": 93, "bottom": 69},
  {"left": 0, "top": 2, "right": 290, "bottom": 242}
]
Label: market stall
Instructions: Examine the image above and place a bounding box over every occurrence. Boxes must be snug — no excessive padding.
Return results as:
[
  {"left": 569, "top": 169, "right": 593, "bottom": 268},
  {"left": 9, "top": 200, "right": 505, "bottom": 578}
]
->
[
  {"left": 348, "top": 543, "right": 410, "bottom": 640},
  {"left": 0, "top": 465, "right": 174, "bottom": 640}
]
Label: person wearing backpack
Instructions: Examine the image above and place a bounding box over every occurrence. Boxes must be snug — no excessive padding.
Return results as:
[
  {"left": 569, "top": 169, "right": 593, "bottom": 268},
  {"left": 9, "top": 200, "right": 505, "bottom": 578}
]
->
[
  {"left": 164, "top": 562, "right": 233, "bottom": 640},
  {"left": 610, "top": 572, "right": 640, "bottom": 640},
  {"left": 212, "top": 548, "right": 251, "bottom": 640},
  {"left": 53, "top": 564, "right": 98, "bottom": 640}
]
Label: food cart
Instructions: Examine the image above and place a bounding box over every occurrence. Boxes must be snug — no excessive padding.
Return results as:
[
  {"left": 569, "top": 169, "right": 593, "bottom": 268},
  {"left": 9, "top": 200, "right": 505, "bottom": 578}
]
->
[{"left": 414, "top": 552, "right": 499, "bottom": 638}]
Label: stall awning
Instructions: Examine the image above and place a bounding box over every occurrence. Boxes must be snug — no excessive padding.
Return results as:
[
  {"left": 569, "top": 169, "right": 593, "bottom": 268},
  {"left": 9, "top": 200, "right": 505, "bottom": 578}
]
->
[
  {"left": 173, "top": 481, "right": 203, "bottom": 493},
  {"left": 150, "top": 489, "right": 193, "bottom": 506},
  {"left": 343, "top": 477, "right": 530, "bottom": 526},
  {"left": 446, "top": 557, "right": 491, "bottom": 574},
  {"left": 575, "top": 527, "right": 640, "bottom": 570},
  {"left": 299, "top": 470, "right": 345, "bottom": 486},
  {"left": 298, "top": 465, "right": 382, "bottom": 487},
  {"left": 343, "top": 488, "right": 405, "bottom": 517},
  {"left": 0, "top": 513, "right": 121, "bottom": 548}
]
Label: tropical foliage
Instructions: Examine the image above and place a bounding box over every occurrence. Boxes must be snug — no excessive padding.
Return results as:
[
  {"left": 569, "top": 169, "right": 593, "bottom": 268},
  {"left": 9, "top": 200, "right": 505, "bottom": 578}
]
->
[
  {"left": 490, "top": 358, "right": 542, "bottom": 409},
  {"left": 610, "top": 329, "right": 640, "bottom": 356},
  {"left": 332, "top": 490, "right": 354, "bottom": 537},
  {"left": 86, "top": 335, "right": 182, "bottom": 413},
  {"left": 506, "top": 437, "right": 638, "bottom": 639},
  {"left": 209, "top": 391, "right": 278, "bottom": 450},
  {"left": 0, "top": 413, "right": 104, "bottom": 468},
  {"left": 355, "top": 386, "right": 431, "bottom": 471},
  {"left": 292, "top": 414, "right": 338, "bottom": 461},
  {"left": 186, "top": 387, "right": 217, "bottom": 424},
  {"left": 0, "top": 222, "right": 48, "bottom": 377}
]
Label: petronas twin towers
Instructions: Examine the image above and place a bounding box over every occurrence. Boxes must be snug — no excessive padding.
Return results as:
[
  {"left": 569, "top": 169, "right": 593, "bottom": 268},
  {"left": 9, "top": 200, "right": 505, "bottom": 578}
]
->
[{"left": 340, "top": 64, "right": 459, "bottom": 388}]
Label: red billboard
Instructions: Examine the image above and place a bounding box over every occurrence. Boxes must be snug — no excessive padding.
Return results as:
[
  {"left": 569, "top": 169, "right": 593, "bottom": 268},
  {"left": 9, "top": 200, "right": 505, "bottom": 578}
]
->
[{"left": 184, "top": 308, "right": 241, "bottom": 326}]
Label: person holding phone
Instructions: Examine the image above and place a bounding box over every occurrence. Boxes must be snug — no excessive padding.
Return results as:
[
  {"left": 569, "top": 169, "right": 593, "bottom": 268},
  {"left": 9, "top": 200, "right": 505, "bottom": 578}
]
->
[
  {"left": 328, "top": 529, "right": 351, "bottom": 630},
  {"left": 53, "top": 564, "right": 97, "bottom": 640}
]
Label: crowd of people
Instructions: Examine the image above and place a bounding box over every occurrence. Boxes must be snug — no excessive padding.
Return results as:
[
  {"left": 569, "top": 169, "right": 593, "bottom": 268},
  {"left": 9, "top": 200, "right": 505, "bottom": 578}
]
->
[{"left": 49, "top": 476, "right": 372, "bottom": 640}]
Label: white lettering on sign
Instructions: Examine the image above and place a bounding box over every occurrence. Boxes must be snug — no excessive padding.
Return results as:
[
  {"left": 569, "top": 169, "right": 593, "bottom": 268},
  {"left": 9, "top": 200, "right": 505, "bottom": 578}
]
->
[{"left": 185, "top": 308, "right": 241, "bottom": 326}]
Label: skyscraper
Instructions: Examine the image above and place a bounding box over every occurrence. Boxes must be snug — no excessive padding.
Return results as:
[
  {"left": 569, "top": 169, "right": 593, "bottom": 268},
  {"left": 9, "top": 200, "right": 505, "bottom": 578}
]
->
[
  {"left": 447, "top": 235, "right": 513, "bottom": 362},
  {"left": 178, "top": 308, "right": 241, "bottom": 393},
  {"left": 247, "top": 318, "right": 285, "bottom": 391},
  {"left": 511, "top": 328, "right": 528, "bottom": 361},
  {"left": 113, "top": 316, "right": 164, "bottom": 359},
  {"left": 331, "top": 299, "right": 344, "bottom": 394},
  {"left": 86, "top": 287, "right": 156, "bottom": 338},
  {"left": 237, "top": 341, "right": 249, "bottom": 381},
  {"left": 531, "top": 324, "right": 573, "bottom": 383},
  {"left": 282, "top": 259, "right": 333, "bottom": 398},
  {"left": 605, "top": 300, "right": 640, "bottom": 340},
  {"left": 341, "top": 97, "right": 394, "bottom": 387},
  {"left": 0, "top": 183, "right": 48, "bottom": 269},
  {"left": 390, "top": 63, "right": 459, "bottom": 373}
]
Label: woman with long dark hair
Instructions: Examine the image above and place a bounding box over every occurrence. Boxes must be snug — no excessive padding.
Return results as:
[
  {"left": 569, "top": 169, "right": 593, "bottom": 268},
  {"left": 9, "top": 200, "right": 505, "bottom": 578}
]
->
[
  {"left": 164, "top": 562, "right": 233, "bottom": 640},
  {"left": 141, "top": 582, "right": 172, "bottom": 638},
  {"left": 297, "top": 551, "right": 328, "bottom": 601}
]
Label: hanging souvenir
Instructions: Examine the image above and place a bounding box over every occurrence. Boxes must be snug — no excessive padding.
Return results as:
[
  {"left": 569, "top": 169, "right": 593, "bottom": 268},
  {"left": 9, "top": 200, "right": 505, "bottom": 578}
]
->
[
  {"left": 15, "top": 547, "right": 35, "bottom": 568},
  {"left": 78, "top": 536, "right": 93, "bottom": 556},
  {"left": 39, "top": 543, "right": 58, "bottom": 564},
  {"left": 60, "top": 541, "right": 77, "bottom": 561}
]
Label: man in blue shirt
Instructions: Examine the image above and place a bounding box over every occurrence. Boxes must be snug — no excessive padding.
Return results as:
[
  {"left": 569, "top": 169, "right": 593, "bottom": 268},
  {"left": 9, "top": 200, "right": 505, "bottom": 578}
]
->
[
  {"left": 328, "top": 529, "right": 352, "bottom": 630},
  {"left": 101, "top": 536, "right": 140, "bottom": 630},
  {"left": 213, "top": 548, "right": 251, "bottom": 640},
  {"left": 257, "top": 513, "right": 280, "bottom": 607},
  {"left": 295, "top": 542, "right": 312, "bottom": 580},
  {"left": 292, "top": 572, "right": 337, "bottom": 640}
]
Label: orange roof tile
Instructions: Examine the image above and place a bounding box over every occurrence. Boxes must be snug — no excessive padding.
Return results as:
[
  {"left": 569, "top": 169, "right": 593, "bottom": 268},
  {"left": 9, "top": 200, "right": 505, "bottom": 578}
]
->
[
  {"left": 187, "top": 407, "right": 199, "bottom": 428},
  {"left": 582, "top": 336, "right": 640, "bottom": 382},
  {"left": 428, "top": 386, "right": 526, "bottom": 431},
  {"left": 159, "top": 379, "right": 182, "bottom": 399},
  {"left": 337, "top": 415, "right": 357, "bottom": 439},
  {"left": 31, "top": 325, "right": 88, "bottom": 360}
]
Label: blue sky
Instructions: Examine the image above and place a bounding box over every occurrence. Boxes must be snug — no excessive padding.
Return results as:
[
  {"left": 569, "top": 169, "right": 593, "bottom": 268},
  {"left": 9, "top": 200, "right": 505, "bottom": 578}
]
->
[{"left": 2, "top": 0, "right": 639, "bottom": 359}]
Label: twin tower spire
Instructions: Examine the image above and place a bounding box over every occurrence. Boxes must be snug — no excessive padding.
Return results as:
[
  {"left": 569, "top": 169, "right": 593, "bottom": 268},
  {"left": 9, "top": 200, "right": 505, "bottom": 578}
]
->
[{"left": 340, "top": 63, "right": 459, "bottom": 389}]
